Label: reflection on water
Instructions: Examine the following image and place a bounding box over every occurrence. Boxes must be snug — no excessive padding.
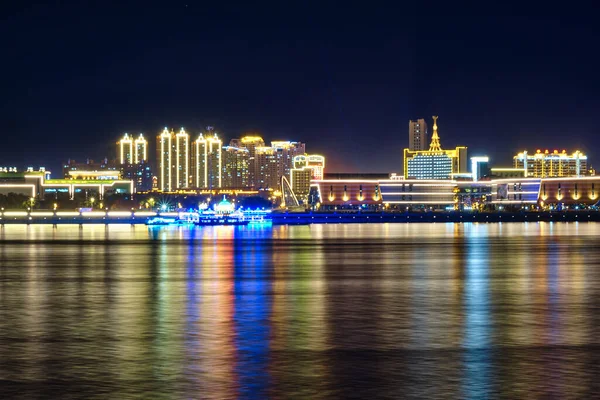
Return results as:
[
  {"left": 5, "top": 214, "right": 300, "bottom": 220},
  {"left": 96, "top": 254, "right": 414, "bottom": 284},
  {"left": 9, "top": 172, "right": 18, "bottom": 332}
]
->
[{"left": 1, "top": 222, "right": 600, "bottom": 399}]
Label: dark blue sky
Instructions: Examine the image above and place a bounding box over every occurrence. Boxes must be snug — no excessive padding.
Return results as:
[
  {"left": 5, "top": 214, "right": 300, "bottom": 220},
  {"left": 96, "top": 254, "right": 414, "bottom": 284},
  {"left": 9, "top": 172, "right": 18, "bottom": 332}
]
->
[{"left": 2, "top": 3, "right": 599, "bottom": 174}]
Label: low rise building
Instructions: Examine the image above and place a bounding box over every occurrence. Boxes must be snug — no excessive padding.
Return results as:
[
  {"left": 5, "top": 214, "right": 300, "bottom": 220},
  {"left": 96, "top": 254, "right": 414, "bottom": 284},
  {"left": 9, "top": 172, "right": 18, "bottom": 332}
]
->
[{"left": 514, "top": 149, "right": 588, "bottom": 178}]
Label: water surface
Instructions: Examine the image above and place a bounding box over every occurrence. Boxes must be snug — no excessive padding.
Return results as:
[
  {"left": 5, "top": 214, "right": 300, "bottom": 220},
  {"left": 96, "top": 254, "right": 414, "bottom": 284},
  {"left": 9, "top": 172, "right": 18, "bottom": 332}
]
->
[{"left": 1, "top": 222, "right": 599, "bottom": 399}]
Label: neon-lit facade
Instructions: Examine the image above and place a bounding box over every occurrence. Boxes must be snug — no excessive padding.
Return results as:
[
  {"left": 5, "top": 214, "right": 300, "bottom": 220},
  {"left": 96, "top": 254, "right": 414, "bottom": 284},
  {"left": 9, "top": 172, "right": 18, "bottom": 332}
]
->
[{"left": 0, "top": 169, "right": 134, "bottom": 200}]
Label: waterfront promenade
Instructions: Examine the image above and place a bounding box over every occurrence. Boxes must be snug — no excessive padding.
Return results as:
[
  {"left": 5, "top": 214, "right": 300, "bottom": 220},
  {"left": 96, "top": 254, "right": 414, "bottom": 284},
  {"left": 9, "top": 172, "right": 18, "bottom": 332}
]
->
[{"left": 1, "top": 210, "right": 600, "bottom": 224}]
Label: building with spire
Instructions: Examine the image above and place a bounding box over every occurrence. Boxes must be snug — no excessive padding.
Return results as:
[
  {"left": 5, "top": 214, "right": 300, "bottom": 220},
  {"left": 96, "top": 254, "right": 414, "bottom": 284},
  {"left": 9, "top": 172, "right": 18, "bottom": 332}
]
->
[{"left": 403, "top": 116, "right": 468, "bottom": 179}]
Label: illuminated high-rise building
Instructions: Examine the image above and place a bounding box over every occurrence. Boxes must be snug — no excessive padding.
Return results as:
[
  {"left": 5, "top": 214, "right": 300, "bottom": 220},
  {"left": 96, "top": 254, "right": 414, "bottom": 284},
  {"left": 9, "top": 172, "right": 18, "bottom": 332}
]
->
[
  {"left": 118, "top": 133, "right": 134, "bottom": 164},
  {"left": 175, "top": 128, "right": 190, "bottom": 189},
  {"left": 403, "top": 116, "right": 468, "bottom": 179},
  {"left": 156, "top": 127, "right": 175, "bottom": 191},
  {"left": 222, "top": 146, "right": 249, "bottom": 188},
  {"left": 192, "top": 128, "right": 222, "bottom": 189},
  {"left": 134, "top": 134, "right": 147, "bottom": 163},
  {"left": 514, "top": 149, "right": 588, "bottom": 178},
  {"left": 271, "top": 141, "right": 305, "bottom": 186},
  {"left": 239, "top": 136, "right": 265, "bottom": 188},
  {"left": 255, "top": 146, "right": 279, "bottom": 189},
  {"left": 409, "top": 119, "right": 428, "bottom": 151}
]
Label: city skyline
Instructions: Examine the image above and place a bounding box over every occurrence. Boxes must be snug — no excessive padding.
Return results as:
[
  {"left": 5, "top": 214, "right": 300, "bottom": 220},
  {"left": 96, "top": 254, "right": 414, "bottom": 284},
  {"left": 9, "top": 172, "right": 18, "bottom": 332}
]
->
[{"left": 3, "top": 5, "right": 599, "bottom": 174}]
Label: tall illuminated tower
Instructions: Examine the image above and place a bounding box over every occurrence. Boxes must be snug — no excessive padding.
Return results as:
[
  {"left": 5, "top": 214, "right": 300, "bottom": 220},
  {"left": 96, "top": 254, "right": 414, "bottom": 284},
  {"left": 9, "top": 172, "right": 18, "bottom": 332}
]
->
[
  {"left": 206, "top": 132, "right": 222, "bottom": 189},
  {"left": 134, "top": 134, "right": 147, "bottom": 163},
  {"left": 175, "top": 128, "right": 190, "bottom": 189},
  {"left": 192, "top": 128, "right": 222, "bottom": 188},
  {"left": 118, "top": 133, "right": 134, "bottom": 164},
  {"left": 157, "top": 127, "right": 174, "bottom": 191}
]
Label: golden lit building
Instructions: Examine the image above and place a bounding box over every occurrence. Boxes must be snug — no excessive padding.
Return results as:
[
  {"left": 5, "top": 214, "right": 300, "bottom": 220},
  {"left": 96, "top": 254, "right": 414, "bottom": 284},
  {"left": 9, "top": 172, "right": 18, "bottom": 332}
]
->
[
  {"left": 118, "top": 133, "right": 133, "bottom": 164},
  {"left": 222, "top": 146, "right": 249, "bottom": 188},
  {"left": 513, "top": 149, "right": 588, "bottom": 178},
  {"left": 403, "top": 116, "right": 467, "bottom": 179},
  {"left": 134, "top": 134, "right": 147, "bottom": 163},
  {"left": 118, "top": 133, "right": 147, "bottom": 164},
  {"left": 175, "top": 128, "right": 190, "bottom": 189},
  {"left": 192, "top": 129, "right": 222, "bottom": 189},
  {"left": 156, "top": 127, "right": 175, "bottom": 191}
]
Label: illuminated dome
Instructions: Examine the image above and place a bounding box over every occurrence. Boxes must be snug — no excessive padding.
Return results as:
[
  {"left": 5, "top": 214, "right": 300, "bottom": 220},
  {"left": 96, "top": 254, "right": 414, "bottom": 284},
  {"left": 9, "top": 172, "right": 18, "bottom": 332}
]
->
[{"left": 215, "top": 197, "right": 235, "bottom": 213}]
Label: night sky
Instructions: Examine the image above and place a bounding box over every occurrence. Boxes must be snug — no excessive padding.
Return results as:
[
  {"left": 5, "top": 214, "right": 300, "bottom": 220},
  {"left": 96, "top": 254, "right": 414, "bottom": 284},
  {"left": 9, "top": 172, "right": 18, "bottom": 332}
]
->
[{"left": 2, "top": 3, "right": 599, "bottom": 174}]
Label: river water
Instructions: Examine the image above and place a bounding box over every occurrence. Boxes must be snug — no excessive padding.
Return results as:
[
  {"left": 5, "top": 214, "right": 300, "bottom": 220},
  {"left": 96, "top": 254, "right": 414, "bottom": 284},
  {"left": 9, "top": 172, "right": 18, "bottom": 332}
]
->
[{"left": 0, "top": 222, "right": 599, "bottom": 399}]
